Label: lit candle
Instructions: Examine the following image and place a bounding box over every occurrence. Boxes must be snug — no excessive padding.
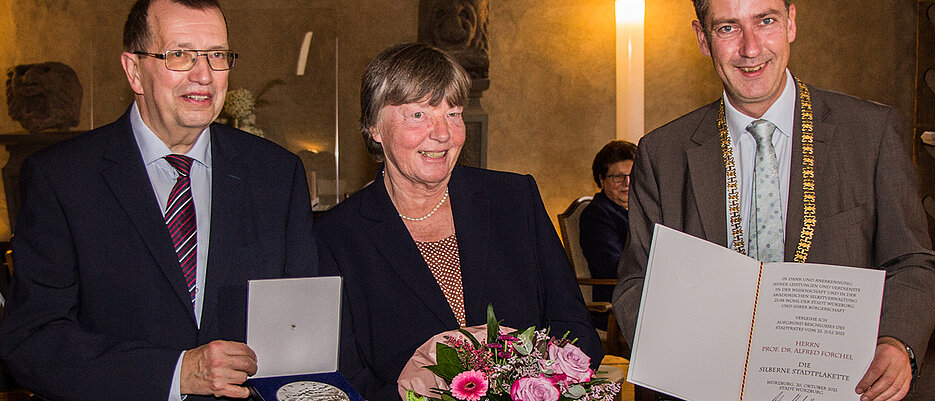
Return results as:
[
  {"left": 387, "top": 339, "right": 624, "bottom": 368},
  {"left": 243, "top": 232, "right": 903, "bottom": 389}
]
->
[
  {"left": 334, "top": 37, "right": 340, "bottom": 204},
  {"left": 615, "top": 0, "right": 644, "bottom": 143}
]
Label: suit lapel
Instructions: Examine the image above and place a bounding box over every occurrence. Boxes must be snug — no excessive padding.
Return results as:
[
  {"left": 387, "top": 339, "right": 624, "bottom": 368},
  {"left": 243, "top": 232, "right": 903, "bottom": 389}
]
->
[
  {"left": 100, "top": 112, "right": 197, "bottom": 325},
  {"left": 448, "top": 167, "right": 490, "bottom": 324},
  {"left": 200, "top": 126, "right": 247, "bottom": 336},
  {"left": 784, "top": 84, "right": 835, "bottom": 261},
  {"left": 362, "top": 171, "right": 460, "bottom": 328},
  {"left": 686, "top": 102, "right": 729, "bottom": 247}
]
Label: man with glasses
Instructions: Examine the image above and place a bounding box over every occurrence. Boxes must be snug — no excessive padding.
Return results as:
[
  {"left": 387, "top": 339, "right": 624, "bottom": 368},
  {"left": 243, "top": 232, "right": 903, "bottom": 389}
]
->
[{"left": 0, "top": 1, "right": 317, "bottom": 400}]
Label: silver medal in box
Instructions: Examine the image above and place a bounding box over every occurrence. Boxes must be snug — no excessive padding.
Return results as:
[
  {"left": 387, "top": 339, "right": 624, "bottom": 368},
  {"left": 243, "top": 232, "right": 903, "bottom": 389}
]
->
[
  {"left": 276, "top": 381, "right": 350, "bottom": 401},
  {"left": 246, "top": 277, "right": 362, "bottom": 400}
]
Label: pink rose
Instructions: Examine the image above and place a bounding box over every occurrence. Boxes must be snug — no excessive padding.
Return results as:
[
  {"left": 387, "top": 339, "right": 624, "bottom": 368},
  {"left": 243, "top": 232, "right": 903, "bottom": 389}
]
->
[
  {"left": 510, "top": 377, "right": 559, "bottom": 401},
  {"left": 548, "top": 343, "right": 592, "bottom": 383}
]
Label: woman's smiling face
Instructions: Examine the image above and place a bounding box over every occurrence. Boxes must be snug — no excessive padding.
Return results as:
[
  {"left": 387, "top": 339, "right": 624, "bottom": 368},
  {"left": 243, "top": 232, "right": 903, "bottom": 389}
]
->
[{"left": 373, "top": 99, "right": 466, "bottom": 187}]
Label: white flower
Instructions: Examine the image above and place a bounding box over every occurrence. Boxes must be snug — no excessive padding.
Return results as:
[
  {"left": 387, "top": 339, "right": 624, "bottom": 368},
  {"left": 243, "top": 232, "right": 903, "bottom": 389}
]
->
[{"left": 223, "top": 88, "right": 256, "bottom": 120}]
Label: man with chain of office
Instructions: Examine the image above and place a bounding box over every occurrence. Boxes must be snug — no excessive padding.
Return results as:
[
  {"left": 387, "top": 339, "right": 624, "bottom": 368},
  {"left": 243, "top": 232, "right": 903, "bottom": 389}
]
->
[{"left": 612, "top": 0, "right": 935, "bottom": 400}]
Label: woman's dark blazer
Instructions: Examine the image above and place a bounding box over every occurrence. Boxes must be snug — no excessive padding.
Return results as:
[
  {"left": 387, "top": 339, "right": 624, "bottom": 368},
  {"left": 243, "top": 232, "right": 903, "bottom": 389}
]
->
[
  {"left": 578, "top": 191, "right": 629, "bottom": 304},
  {"left": 316, "top": 165, "right": 603, "bottom": 400}
]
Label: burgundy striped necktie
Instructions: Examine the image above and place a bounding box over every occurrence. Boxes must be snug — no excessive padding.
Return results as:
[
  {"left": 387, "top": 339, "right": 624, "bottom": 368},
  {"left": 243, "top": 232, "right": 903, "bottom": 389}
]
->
[{"left": 164, "top": 154, "right": 197, "bottom": 306}]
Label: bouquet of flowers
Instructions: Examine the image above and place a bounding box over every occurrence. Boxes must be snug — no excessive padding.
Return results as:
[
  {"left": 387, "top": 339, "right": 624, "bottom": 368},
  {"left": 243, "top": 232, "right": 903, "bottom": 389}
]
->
[{"left": 398, "top": 306, "right": 620, "bottom": 401}]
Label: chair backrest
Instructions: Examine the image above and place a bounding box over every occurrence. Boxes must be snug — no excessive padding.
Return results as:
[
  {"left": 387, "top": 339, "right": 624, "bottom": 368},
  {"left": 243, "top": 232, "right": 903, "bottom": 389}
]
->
[
  {"left": 4, "top": 250, "right": 11, "bottom": 276},
  {"left": 557, "top": 196, "right": 593, "bottom": 299}
]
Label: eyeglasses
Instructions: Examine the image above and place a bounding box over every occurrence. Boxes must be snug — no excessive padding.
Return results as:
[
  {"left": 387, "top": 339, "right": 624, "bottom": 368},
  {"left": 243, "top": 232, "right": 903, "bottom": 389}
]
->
[
  {"left": 132, "top": 49, "right": 238, "bottom": 71},
  {"left": 605, "top": 173, "right": 630, "bottom": 183}
]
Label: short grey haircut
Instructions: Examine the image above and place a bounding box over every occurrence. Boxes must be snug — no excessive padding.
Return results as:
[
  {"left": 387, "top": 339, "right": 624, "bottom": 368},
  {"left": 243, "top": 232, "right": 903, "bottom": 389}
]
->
[{"left": 359, "top": 42, "right": 472, "bottom": 162}]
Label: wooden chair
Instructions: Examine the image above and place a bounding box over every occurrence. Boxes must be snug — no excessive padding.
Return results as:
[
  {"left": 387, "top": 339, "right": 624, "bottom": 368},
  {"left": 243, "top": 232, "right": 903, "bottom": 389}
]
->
[
  {"left": 556, "top": 196, "right": 627, "bottom": 357},
  {"left": 0, "top": 249, "right": 9, "bottom": 318},
  {"left": 4, "top": 249, "right": 11, "bottom": 276},
  {"left": 0, "top": 389, "right": 31, "bottom": 401}
]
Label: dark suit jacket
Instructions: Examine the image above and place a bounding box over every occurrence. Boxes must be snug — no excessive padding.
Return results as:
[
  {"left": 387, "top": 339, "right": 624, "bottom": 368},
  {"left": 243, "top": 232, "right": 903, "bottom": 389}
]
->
[
  {"left": 0, "top": 110, "right": 318, "bottom": 401},
  {"left": 579, "top": 191, "right": 629, "bottom": 304},
  {"left": 613, "top": 84, "right": 935, "bottom": 361},
  {"left": 316, "top": 166, "right": 603, "bottom": 401}
]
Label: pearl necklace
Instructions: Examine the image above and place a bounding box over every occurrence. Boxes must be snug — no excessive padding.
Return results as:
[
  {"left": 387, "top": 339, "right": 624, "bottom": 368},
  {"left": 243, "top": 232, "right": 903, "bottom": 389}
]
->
[{"left": 398, "top": 188, "right": 449, "bottom": 221}]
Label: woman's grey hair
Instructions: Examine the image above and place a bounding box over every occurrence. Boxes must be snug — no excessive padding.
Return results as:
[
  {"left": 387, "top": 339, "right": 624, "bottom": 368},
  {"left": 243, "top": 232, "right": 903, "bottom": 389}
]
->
[{"left": 359, "top": 42, "right": 472, "bottom": 162}]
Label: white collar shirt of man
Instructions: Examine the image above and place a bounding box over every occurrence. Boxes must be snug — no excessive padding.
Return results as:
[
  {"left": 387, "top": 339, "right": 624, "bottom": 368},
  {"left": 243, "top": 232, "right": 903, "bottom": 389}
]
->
[
  {"left": 723, "top": 68, "right": 796, "bottom": 253},
  {"left": 131, "top": 101, "right": 214, "bottom": 401},
  {"left": 130, "top": 101, "right": 213, "bottom": 328}
]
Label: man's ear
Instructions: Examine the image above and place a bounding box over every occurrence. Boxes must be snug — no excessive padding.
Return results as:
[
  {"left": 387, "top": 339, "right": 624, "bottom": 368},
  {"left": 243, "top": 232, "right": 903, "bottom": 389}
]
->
[
  {"left": 786, "top": 4, "right": 797, "bottom": 44},
  {"left": 120, "top": 52, "right": 144, "bottom": 95},
  {"left": 692, "top": 20, "right": 712, "bottom": 58}
]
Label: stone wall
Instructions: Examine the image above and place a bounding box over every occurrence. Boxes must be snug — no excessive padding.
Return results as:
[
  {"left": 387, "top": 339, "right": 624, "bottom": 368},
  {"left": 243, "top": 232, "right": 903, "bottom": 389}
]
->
[
  {"left": 486, "top": 0, "right": 615, "bottom": 220},
  {"left": 646, "top": 0, "right": 916, "bottom": 147},
  {"left": 0, "top": 0, "right": 919, "bottom": 227}
]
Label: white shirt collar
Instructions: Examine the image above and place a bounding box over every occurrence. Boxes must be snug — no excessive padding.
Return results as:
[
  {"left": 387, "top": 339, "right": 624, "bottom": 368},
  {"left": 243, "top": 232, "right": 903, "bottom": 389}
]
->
[
  {"left": 724, "top": 69, "right": 796, "bottom": 143},
  {"left": 129, "top": 102, "right": 212, "bottom": 168}
]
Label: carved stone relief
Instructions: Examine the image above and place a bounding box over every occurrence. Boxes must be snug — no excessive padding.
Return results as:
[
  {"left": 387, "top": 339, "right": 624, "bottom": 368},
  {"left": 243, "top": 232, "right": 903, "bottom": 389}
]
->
[
  {"left": 418, "top": 0, "right": 490, "bottom": 80},
  {"left": 419, "top": 0, "right": 491, "bottom": 168},
  {"left": 6, "top": 62, "right": 82, "bottom": 133}
]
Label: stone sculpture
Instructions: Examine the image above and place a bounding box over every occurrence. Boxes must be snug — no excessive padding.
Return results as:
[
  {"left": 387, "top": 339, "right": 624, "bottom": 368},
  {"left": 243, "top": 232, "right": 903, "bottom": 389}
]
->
[
  {"left": 6, "top": 62, "right": 82, "bottom": 133},
  {"left": 418, "top": 0, "right": 490, "bottom": 80}
]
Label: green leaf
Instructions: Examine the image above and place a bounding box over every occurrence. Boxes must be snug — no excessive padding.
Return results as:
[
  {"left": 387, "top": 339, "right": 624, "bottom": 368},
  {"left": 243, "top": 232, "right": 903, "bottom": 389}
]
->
[
  {"left": 589, "top": 374, "right": 610, "bottom": 385},
  {"left": 457, "top": 328, "right": 481, "bottom": 348},
  {"left": 563, "top": 384, "right": 587, "bottom": 399},
  {"left": 486, "top": 304, "right": 500, "bottom": 344},
  {"left": 513, "top": 326, "right": 535, "bottom": 355},
  {"left": 487, "top": 393, "right": 513, "bottom": 401},
  {"left": 430, "top": 388, "right": 451, "bottom": 399},
  {"left": 425, "top": 343, "right": 465, "bottom": 381},
  {"left": 440, "top": 393, "right": 459, "bottom": 401}
]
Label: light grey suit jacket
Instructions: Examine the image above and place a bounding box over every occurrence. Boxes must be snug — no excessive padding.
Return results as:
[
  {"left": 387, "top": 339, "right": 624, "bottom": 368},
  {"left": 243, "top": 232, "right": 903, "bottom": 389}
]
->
[{"left": 613, "top": 83, "right": 935, "bottom": 361}]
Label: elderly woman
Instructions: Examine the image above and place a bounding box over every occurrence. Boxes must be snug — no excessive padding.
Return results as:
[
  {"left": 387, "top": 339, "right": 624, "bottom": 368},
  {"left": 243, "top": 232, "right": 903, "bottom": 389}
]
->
[
  {"left": 316, "top": 42, "right": 602, "bottom": 400},
  {"left": 579, "top": 140, "right": 637, "bottom": 326}
]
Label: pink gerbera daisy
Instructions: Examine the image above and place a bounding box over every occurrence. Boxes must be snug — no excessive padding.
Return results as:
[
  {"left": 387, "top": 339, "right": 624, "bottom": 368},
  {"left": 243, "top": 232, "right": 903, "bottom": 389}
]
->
[{"left": 450, "top": 370, "right": 488, "bottom": 401}]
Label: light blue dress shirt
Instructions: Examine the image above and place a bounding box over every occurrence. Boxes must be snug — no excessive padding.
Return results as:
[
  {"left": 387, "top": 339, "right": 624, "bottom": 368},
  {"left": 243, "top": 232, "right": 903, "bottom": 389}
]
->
[
  {"left": 723, "top": 69, "right": 796, "bottom": 253},
  {"left": 129, "top": 103, "right": 213, "bottom": 400}
]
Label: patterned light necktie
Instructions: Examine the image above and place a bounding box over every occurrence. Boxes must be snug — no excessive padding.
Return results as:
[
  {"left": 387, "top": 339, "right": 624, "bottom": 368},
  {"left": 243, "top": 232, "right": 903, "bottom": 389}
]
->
[
  {"left": 164, "top": 154, "right": 197, "bottom": 306},
  {"left": 746, "top": 119, "right": 784, "bottom": 262}
]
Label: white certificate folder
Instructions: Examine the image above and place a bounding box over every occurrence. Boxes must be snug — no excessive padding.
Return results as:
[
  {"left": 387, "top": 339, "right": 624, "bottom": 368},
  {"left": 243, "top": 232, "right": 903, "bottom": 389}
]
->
[{"left": 628, "top": 224, "right": 884, "bottom": 401}]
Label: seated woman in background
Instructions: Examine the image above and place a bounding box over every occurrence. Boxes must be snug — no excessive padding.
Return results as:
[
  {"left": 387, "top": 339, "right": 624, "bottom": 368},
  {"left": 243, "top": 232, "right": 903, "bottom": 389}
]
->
[
  {"left": 315, "top": 42, "right": 602, "bottom": 400},
  {"left": 579, "top": 140, "right": 637, "bottom": 329}
]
